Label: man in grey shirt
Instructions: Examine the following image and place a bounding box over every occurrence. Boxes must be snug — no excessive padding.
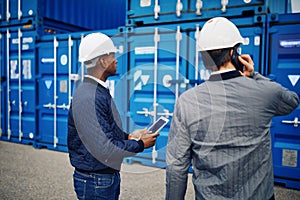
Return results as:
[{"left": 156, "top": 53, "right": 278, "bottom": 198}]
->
[{"left": 166, "top": 17, "right": 299, "bottom": 200}]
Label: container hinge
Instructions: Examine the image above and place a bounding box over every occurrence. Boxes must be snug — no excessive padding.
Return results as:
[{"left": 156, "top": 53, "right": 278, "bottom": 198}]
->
[
  {"left": 116, "top": 45, "right": 124, "bottom": 54},
  {"left": 196, "top": 0, "right": 203, "bottom": 16},
  {"left": 70, "top": 74, "right": 80, "bottom": 81},
  {"left": 282, "top": 117, "right": 299, "bottom": 127}
]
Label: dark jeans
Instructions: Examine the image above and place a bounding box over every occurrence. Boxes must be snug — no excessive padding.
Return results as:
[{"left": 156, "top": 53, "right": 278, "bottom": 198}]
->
[{"left": 73, "top": 170, "right": 120, "bottom": 200}]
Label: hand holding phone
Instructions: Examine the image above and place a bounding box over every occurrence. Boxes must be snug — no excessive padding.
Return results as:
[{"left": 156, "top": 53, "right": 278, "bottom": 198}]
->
[
  {"left": 238, "top": 54, "right": 255, "bottom": 77},
  {"left": 231, "top": 48, "right": 244, "bottom": 71}
]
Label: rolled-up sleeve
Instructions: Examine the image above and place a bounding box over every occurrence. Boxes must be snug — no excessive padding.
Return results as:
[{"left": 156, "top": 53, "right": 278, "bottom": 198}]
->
[{"left": 166, "top": 97, "right": 192, "bottom": 200}]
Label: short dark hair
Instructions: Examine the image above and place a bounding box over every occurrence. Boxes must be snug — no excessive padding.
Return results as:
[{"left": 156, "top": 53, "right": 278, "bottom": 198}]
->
[{"left": 201, "top": 48, "right": 231, "bottom": 70}]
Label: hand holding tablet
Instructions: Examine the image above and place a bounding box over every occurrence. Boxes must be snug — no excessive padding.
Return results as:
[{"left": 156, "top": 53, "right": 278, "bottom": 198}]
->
[{"left": 147, "top": 116, "right": 169, "bottom": 133}]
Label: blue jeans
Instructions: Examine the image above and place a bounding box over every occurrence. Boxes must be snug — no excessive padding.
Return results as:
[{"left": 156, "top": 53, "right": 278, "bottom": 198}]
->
[{"left": 73, "top": 170, "right": 120, "bottom": 200}]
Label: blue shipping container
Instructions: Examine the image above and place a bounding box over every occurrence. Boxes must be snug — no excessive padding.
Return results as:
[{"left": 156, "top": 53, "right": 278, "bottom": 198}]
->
[
  {"left": 0, "top": 26, "right": 37, "bottom": 145},
  {"left": 0, "top": 0, "right": 125, "bottom": 30},
  {"left": 122, "top": 15, "right": 267, "bottom": 168},
  {"left": 35, "top": 29, "right": 127, "bottom": 152},
  {"left": 127, "top": 0, "right": 266, "bottom": 26},
  {"left": 268, "top": 13, "right": 300, "bottom": 190}
]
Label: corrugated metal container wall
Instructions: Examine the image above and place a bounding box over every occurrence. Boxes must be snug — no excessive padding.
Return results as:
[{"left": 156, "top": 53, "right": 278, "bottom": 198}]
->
[
  {"left": 267, "top": 13, "right": 300, "bottom": 190},
  {"left": 0, "top": 26, "right": 38, "bottom": 145},
  {"left": 43, "top": 0, "right": 126, "bottom": 30},
  {"left": 126, "top": 0, "right": 266, "bottom": 26},
  {"left": 267, "top": 0, "right": 300, "bottom": 14},
  {"left": 0, "top": 0, "right": 125, "bottom": 30},
  {"left": 122, "top": 15, "right": 267, "bottom": 168},
  {"left": 34, "top": 29, "right": 127, "bottom": 152}
]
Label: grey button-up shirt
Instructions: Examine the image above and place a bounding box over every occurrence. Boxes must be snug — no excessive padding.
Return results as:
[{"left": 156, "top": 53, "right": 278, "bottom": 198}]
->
[{"left": 166, "top": 71, "right": 299, "bottom": 200}]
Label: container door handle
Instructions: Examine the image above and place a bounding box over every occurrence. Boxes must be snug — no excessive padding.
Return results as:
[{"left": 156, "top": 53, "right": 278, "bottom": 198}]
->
[
  {"left": 282, "top": 117, "right": 299, "bottom": 127},
  {"left": 43, "top": 103, "right": 55, "bottom": 109},
  {"left": 136, "top": 108, "right": 155, "bottom": 117},
  {"left": 57, "top": 103, "right": 69, "bottom": 110},
  {"left": 157, "top": 109, "right": 173, "bottom": 118}
]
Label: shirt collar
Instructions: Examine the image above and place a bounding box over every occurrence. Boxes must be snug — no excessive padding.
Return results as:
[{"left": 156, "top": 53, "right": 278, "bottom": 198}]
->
[
  {"left": 211, "top": 68, "right": 236, "bottom": 75},
  {"left": 208, "top": 70, "right": 241, "bottom": 81},
  {"left": 84, "top": 75, "right": 109, "bottom": 89}
]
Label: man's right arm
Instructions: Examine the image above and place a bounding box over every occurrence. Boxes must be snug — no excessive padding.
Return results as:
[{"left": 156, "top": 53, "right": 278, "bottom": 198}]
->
[
  {"left": 166, "top": 98, "right": 191, "bottom": 200},
  {"left": 239, "top": 54, "right": 299, "bottom": 115}
]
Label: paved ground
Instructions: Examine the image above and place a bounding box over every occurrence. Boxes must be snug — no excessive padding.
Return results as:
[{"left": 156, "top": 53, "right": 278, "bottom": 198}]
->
[{"left": 0, "top": 140, "right": 299, "bottom": 200}]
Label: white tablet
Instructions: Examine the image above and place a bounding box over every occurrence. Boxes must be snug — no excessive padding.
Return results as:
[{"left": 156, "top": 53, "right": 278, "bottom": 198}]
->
[{"left": 147, "top": 116, "right": 169, "bottom": 133}]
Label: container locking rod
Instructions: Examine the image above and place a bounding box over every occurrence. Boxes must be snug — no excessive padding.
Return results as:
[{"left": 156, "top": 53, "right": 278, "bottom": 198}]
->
[
  {"left": 282, "top": 117, "right": 299, "bottom": 127},
  {"left": 176, "top": 0, "right": 183, "bottom": 17},
  {"left": 196, "top": 0, "right": 203, "bottom": 15},
  {"left": 154, "top": 0, "right": 160, "bottom": 19},
  {"left": 221, "top": 0, "right": 228, "bottom": 13}
]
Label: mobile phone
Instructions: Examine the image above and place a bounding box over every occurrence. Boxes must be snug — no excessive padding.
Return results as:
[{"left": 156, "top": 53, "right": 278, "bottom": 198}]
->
[
  {"left": 232, "top": 48, "right": 244, "bottom": 71},
  {"left": 147, "top": 116, "right": 169, "bottom": 133}
]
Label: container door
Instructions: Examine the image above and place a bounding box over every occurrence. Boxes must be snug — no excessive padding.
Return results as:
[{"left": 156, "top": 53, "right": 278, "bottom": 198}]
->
[
  {"left": 268, "top": 16, "right": 300, "bottom": 189},
  {"left": 36, "top": 35, "right": 79, "bottom": 152},
  {"left": 124, "top": 26, "right": 188, "bottom": 167},
  {"left": 0, "top": 27, "right": 36, "bottom": 144},
  {"left": 0, "top": 0, "right": 38, "bottom": 23},
  {"left": 36, "top": 30, "right": 126, "bottom": 152}
]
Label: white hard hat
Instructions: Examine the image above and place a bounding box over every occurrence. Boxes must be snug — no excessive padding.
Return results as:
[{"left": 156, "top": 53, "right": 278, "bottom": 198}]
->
[
  {"left": 198, "top": 17, "right": 247, "bottom": 51},
  {"left": 78, "top": 32, "right": 117, "bottom": 63}
]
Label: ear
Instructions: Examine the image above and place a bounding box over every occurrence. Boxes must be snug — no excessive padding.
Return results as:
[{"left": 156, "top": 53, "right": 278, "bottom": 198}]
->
[
  {"left": 97, "top": 57, "right": 106, "bottom": 69},
  {"left": 229, "top": 49, "right": 234, "bottom": 57}
]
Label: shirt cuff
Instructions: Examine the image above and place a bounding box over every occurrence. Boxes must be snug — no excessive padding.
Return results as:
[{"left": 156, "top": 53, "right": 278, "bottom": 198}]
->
[{"left": 136, "top": 140, "right": 144, "bottom": 152}]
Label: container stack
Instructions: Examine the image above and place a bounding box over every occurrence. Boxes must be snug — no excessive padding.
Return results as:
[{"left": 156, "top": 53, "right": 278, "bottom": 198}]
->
[
  {"left": 0, "top": 0, "right": 126, "bottom": 150},
  {"left": 121, "top": 0, "right": 300, "bottom": 190},
  {"left": 0, "top": 0, "right": 299, "bottom": 191},
  {"left": 267, "top": 13, "right": 300, "bottom": 190},
  {"left": 122, "top": 0, "right": 268, "bottom": 170}
]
